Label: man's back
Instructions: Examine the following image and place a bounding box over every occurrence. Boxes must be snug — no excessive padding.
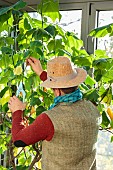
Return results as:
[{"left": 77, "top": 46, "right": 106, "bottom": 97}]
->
[{"left": 42, "top": 100, "right": 100, "bottom": 170}]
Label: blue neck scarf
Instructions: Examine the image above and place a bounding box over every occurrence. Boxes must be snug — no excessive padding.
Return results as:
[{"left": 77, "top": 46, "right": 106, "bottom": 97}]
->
[{"left": 49, "top": 88, "right": 82, "bottom": 110}]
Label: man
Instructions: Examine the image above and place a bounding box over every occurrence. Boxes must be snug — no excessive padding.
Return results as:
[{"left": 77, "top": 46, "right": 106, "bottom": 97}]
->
[{"left": 8, "top": 56, "right": 100, "bottom": 170}]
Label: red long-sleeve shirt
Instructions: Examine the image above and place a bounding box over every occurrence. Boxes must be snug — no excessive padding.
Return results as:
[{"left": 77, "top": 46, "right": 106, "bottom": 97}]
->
[{"left": 12, "top": 71, "right": 54, "bottom": 147}]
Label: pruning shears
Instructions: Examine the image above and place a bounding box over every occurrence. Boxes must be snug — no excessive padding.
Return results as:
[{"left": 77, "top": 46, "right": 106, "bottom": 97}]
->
[{"left": 16, "top": 81, "right": 26, "bottom": 102}]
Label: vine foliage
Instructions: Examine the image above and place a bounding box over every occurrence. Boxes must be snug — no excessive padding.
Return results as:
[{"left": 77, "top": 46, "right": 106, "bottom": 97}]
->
[{"left": 0, "top": 0, "right": 113, "bottom": 169}]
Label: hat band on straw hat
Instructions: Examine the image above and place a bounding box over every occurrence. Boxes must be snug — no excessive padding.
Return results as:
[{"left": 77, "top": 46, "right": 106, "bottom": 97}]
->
[{"left": 48, "top": 71, "right": 77, "bottom": 82}]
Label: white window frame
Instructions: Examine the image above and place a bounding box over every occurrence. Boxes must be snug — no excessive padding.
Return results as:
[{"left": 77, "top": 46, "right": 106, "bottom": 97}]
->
[
  {"left": 88, "top": 1, "right": 113, "bottom": 54},
  {"left": 59, "top": 1, "right": 113, "bottom": 54}
]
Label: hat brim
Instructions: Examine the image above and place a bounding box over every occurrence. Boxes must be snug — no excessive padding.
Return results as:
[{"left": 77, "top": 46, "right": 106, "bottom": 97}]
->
[{"left": 40, "top": 68, "right": 87, "bottom": 88}]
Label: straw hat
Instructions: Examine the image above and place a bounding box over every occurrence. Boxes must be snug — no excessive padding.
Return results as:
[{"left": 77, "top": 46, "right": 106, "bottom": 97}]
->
[{"left": 41, "top": 56, "right": 87, "bottom": 88}]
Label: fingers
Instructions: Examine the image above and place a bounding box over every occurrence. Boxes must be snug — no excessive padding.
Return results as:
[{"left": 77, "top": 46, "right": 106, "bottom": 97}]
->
[
  {"left": 26, "top": 58, "right": 32, "bottom": 66},
  {"left": 26, "top": 58, "right": 36, "bottom": 69},
  {"left": 26, "top": 56, "right": 43, "bottom": 76},
  {"left": 26, "top": 57, "right": 40, "bottom": 66},
  {"left": 8, "top": 96, "right": 19, "bottom": 105},
  {"left": 9, "top": 96, "right": 16, "bottom": 103},
  {"left": 12, "top": 96, "right": 18, "bottom": 100},
  {"left": 8, "top": 96, "right": 25, "bottom": 113},
  {"left": 26, "top": 57, "right": 37, "bottom": 64},
  {"left": 29, "top": 57, "right": 38, "bottom": 62}
]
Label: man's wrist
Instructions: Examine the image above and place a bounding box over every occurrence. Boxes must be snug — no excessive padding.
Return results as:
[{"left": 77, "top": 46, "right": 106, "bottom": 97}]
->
[
  {"left": 35, "top": 69, "right": 43, "bottom": 76},
  {"left": 39, "top": 70, "right": 43, "bottom": 76},
  {"left": 13, "top": 110, "right": 23, "bottom": 114}
]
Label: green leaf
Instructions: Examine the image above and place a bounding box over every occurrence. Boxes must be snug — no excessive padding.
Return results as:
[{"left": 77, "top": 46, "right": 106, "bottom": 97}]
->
[
  {"left": 0, "top": 87, "right": 9, "bottom": 98},
  {"left": 12, "top": 0, "right": 27, "bottom": 10},
  {"left": 36, "top": 106, "right": 46, "bottom": 116},
  {"left": 89, "top": 23, "right": 113, "bottom": 38},
  {"left": 55, "top": 39, "right": 64, "bottom": 50},
  {"left": 95, "top": 49, "right": 108, "bottom": 59},
  {"left": 98, "top": 86, "right": 106, "bottom": 96},
  {"left": 16, "top": 33, "right": 26, "bottom": 42},
  {"left": 30, "top": 97, "right": 41, "bottom": 106},
  {"left": 35, "top": 47, "right": 43, "bottom": 56},
  {"left": 24, "top": 50, "right": 32, "bottom": 58},
  {"left": 66, "top": 31, "right": 79, "bottom": 40},
  {"left": 0, "top": 0, "right": 26, "bottom": 18},
  {"left": 56, "top": 25, "right": 65, "bottom": 37},
  {"left": 0, "top": 76, "right": 8, "bottom": 84},
  {"left": 45, "top": 25, "right": 56, "bottom": 37},
  {"left": 93, "top": 58, "right": 108, "bottom": 70},
  {"left": 0, "top": 11, "right": 11, "bottom": 23},
  {"left": 38, "top": 0, "right": 61, "bottom": 22},
  {"left": 101, "top": 111, "right": 110, "bottom": 128},
  {"left": 80, "top": 83, "right": 89, "bottom": 91},
  {"left": 94, "top": 69, "right": 103, "bottom": 82},
  {"left": 111, "top": 136, "right": 113, "bottom": 142},
  {"left": 16, "top": 166, "right": 29, "bottom": 170},
  {"left": 25, "top": 76, "right": 35, "bottom": 91},
  {"left": 1, "top": 47, "right": 13, "bottom": 54},
  {"left": 8, "top": 13, "right": 14, "bottom": 26},
  {"left": 85, "top": 75, "right": 96, "bottom": 87},
  {"left": 2, "top": 103, "right": 9, "bottom": 113},
  {"left": 47, "top": 40, "right": 55, "bottom": 51},
  {"left": 67, "top": 34, "right": 83, "bottom": 49},
  {"left": 47, "top": 39, "right": 64, "bottom": 52},
  {"left": 110, "top": 120, "right": 113, "bottom": 129},
  {"left": 30, "top": 40, "right": 43, "bottom": 48},
  {"left": 25, "top": 28, "right": 36, "bottom": 37},
  {"left": 99, "top": 86, "right": 112, "bottom": 105},
  {"left": 57, "top": 49, "right": 72, "bottom": 57},
  {"left": 102, "top": 69, "right": 113, "bottom": 83},
  {"left": 0, "top": 7, "right": 11, "bottom": 16},
  {"left": 29, "top": 17, "right": 46, "bottom": 28},
  {"left": 24, "top": 18, "right": 31, "bottom": 30},
  {"left": 13, "top": 53, "right": 19, "bottom": 65},
  {"left": 29, "top": 117, "right": 35, "bottom": 124},
  {"left": 74, "top": 55, "right": 92, "bottom": 67},
  {"left": 30, "top": 91, "right": 37, "bottom": 98},
  {"left": 32, "top": 28, "right": 51, "bottom": 40},
  {"left": 43, "top": 94, "right": 53, "bottom": 107},
  {"left": 5, "top": 37, "right": 14, "bottom": 45},
  {"left": 0, "top": 23, "right": 8, "bottom": 33},
  {"left": 83, "top": 88, "right": 99, "bottom": 103},
  {"left": 0, "top": 37, "right": 14, "bottom": 46}
]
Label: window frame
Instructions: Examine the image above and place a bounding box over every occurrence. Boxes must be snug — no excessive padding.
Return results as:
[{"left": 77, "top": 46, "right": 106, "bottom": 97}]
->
[
  {"left": 88, "top": 1, "right": 113, "bottom": 54},
  {"left": 59, "top": 1, "right": 113, "bottom": 54}
]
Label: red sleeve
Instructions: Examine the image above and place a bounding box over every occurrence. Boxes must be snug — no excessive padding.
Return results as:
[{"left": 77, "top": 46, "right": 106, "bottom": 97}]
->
[
  {"left": 12, "top": 110, "right": 54, "bottom": 146},
  {"left": 40, "top": 71, "right": 47, "bottom": 81}
]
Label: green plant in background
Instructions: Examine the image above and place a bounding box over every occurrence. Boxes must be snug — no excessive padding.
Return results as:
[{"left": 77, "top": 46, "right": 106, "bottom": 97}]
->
[
  {"left": 0, "top": 0, "right": 113, "bottom": 169},
  {"left": 88, "top": 24, "right": 113, "bottom": 138}
]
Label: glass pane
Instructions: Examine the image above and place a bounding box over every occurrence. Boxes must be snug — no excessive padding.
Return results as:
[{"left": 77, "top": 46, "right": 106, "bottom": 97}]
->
[
  {"left": 97, "top": 11, "right": 113, "bottom": 57},
  {"left": 29, "top": 10, "right": 82, "bottom": 39},
  {"left": 96, "top": 12, "right": 113, "bottom": 169},
  {"left": 59, "top": 10, "right": 82, "bottom": 38},
  {"left": 96, "top": 11, "right": 113, "bottom": 170},
  {"left": 97, "top": 130, "right": 113, "bottom": 170}
]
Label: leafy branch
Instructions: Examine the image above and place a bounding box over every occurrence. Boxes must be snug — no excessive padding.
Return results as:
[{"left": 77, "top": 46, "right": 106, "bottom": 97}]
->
[{"left": 28, "top": 143, "right": 41, "bottom": 170}]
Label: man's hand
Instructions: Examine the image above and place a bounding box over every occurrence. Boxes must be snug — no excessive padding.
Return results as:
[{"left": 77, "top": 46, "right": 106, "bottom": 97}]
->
[
  {"left": 26, "top": 57, "right": 43, "bottom": 76},
  {"left": 8, "top": 96, "right": 26, "bottom": 113}
]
